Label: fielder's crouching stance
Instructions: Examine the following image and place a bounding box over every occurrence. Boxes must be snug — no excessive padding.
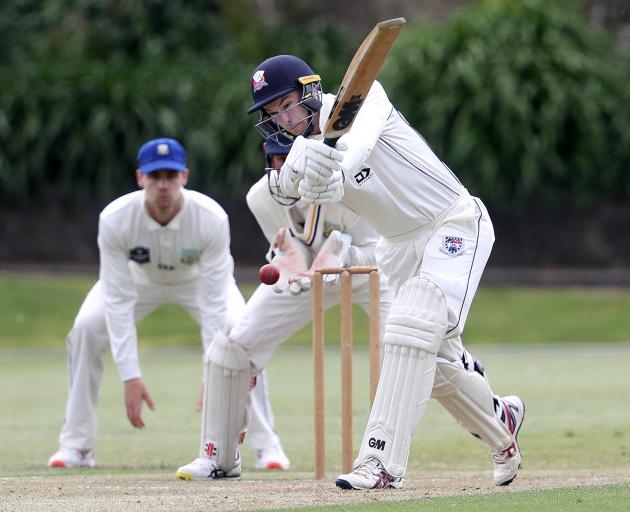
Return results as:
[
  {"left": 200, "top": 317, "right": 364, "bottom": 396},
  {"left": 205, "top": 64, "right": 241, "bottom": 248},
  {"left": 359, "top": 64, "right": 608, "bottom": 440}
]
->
[
  {"left": 48, "top": 138, "right": 287, "bottom": 471},
  {"left": 243, "top": 54, "right": 525, "bottom": 490}
]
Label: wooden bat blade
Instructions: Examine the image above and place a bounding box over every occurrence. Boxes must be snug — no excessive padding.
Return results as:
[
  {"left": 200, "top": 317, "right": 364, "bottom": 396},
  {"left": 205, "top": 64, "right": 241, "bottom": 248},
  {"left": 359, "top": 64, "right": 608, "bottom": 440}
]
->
[{"left": 323, "top": 17, "right": 406, "bottom": 146}]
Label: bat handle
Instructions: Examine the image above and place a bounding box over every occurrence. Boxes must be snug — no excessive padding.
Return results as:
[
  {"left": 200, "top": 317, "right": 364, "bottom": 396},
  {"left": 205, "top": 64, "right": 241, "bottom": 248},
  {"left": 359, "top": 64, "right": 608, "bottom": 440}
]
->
[{"left": 323, "top": 137, "right": 338, "bottom": 148}]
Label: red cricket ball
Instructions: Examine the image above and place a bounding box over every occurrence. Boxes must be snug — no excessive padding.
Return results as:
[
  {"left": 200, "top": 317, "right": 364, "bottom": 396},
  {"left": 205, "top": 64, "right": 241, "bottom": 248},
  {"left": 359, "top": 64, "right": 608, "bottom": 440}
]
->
[{"left": 259, "top": 263, "right": 280, "bottom": 285}]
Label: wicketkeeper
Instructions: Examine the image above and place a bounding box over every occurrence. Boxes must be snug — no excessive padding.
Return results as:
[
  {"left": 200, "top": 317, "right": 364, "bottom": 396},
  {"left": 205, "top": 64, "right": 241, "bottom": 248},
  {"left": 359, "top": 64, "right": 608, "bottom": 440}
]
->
[{"left": 175, "top": 134, "right": 395, "bottom": 480}]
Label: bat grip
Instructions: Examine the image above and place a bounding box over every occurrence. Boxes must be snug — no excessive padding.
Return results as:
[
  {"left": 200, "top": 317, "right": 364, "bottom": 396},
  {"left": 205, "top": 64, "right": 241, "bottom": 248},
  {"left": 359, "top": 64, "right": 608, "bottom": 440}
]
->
[{"left": 323, "top": 137, "right": 338, "bottom": 148}]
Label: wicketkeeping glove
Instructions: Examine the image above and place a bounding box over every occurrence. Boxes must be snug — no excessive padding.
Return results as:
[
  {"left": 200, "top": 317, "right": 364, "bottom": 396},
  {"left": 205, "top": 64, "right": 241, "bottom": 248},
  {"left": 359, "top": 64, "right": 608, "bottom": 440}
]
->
[
  {"left": 268, "top": 227, "right": 311, "bottom": 294},
  {"left": 289, "top": 230, "right": 352, "bottom": 293}
]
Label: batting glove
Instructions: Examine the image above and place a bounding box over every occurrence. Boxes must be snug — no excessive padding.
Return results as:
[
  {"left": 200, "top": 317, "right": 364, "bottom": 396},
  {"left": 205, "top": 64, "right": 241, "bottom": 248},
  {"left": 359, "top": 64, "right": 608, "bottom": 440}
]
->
[{"left": 298, "top": 170, "right": 345, "bottom": 204}]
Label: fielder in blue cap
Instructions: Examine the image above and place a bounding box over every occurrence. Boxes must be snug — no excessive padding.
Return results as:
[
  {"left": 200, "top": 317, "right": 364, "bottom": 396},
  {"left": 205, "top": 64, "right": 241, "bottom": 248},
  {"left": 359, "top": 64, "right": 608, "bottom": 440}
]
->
[
  {"left": 137, "top": 138, "right": 188, "bottom": 174},
  {"left": 48, "top": 136, "right": 290, "bottom": 472}
]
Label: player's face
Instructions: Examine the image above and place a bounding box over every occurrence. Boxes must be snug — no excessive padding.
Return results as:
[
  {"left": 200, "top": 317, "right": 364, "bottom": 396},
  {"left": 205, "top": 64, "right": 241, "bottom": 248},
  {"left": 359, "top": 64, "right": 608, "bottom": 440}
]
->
[
  {"left": 263, "top": 91, "right": 310, "bottom": 136},
  {"left": 137, "top": 169, "right": 188, "bottom": 213}
]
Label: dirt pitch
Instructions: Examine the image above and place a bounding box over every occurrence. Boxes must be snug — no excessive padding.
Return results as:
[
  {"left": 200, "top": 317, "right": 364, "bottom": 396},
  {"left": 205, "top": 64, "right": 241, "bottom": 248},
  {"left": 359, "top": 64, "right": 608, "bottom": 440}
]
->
[{"left": 2, "top": 469, "right": 629, "bottom": 512}]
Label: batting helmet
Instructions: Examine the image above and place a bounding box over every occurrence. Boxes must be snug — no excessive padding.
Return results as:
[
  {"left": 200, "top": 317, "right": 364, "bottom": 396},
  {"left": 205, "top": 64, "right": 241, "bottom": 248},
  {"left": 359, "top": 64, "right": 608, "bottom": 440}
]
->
[
  {"left": 247, "top": 55, "right": 323, "bottom": 144},
  {"left": 247, "top": 55, "right": 321, "bottom": 114},
  {"left": 263, "top": 136, "right": 291, "bottom": 159}
]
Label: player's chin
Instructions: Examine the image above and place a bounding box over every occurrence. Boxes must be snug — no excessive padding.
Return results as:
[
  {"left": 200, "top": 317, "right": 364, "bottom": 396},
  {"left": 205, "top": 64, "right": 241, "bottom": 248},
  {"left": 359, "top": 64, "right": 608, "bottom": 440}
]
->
[
  {"left": 156, "top": 197, "right": 174, "bottom": 208},
  {"left": 286, "top": 123, "right": 306, "bottom": 137}
]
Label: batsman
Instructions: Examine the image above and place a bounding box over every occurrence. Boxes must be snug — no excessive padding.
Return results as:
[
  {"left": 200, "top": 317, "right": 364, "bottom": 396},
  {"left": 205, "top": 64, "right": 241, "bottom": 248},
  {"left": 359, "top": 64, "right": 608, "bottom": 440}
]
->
[{"left": 244, "top": 54, "right": 525, "bottom": 489}]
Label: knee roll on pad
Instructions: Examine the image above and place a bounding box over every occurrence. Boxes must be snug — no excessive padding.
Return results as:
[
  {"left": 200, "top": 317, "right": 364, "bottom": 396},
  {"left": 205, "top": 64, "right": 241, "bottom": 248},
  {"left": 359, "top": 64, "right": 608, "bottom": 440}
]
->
[
  {"left": 201, "top": 331, "right": 252, "bottom": 469},
  {"left": 383, "top": 276, "right": 448, "bottom": 352},
  {"left": 356, "top": 277, "right": 448, "bottom": 477}
]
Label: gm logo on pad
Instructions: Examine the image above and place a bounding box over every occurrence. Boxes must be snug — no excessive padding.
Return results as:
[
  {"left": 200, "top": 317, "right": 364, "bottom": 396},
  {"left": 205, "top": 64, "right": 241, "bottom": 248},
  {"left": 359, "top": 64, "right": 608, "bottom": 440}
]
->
[{"left": 368, "top": 437, "right": 386, "bottom": 450}]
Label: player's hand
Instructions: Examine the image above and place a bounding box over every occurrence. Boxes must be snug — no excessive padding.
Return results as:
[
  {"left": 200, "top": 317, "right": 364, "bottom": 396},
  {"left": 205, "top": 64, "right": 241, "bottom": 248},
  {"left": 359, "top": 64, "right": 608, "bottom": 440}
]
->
[
  {"left": 269, "top": 227, "right": 311, "bottom": 294},
  {"left": 278, "top": 135, "right": 315, "bottom": 194},
  {"left": 124, "top": 378, "right": 155, "bottom": 429},
  {"left": 298, "top": 170, "right": 344, "bottom": 204},
  {"left": 280, "top": 137, "right": 345, "bottom": 198},
  {"left": 291, "top": 230, "right": 352, "bottom": 292},
  {"left": 298, "top": 140, "right": 346, "bottom": 204}
]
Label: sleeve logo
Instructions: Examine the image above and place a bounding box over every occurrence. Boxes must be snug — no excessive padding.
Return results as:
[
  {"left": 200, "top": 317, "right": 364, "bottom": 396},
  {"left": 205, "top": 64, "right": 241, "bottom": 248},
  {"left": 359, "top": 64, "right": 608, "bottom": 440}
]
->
[{"left": 353, "top": 167, "right": 372, "bottom": 185}]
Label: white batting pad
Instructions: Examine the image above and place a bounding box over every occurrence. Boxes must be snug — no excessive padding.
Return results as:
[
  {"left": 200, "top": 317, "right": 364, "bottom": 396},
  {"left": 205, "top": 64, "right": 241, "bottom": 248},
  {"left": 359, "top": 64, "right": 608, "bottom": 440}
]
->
[
  {"left": 431, "top": 357, "right": 512, "bottom": 451},
  {"left": 356, "top": 277, "right": 447, "bottom": 477},
  {"left": 201, "top": 331, "right": 251, "bottom": 470}
]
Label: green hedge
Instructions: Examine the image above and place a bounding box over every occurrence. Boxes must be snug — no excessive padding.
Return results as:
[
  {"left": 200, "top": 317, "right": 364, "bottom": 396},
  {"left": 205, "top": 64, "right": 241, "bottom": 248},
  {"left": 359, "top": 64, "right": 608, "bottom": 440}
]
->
[
  {"left": 381, "top": 0, "right": 630, "bottom": 209},
  {"left": 2, "top": 0, "right": 629, "bottom": 211},
  {"left": 0, "top": 0, "right": 351, "bottom": 206}
]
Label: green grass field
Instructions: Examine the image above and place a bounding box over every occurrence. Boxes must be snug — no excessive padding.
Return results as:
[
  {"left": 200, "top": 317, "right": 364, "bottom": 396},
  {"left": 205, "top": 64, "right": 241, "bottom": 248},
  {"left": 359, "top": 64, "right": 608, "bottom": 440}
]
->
[
  {"left": 3, "top": 272, "right": 630, "bottom": 348},
  {"left": 1, "top": 272, "right": 630, "bottom": 511}
]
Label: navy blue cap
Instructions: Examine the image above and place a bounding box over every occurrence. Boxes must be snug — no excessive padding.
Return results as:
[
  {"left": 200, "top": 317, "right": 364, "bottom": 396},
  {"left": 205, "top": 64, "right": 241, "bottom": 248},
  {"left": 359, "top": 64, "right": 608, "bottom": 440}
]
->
[
  {"left": 247, "top": 55, "right": 317, "bottom": 114},
  {"left": 137, "top": 138, "right": 187, "bottom": 173}
]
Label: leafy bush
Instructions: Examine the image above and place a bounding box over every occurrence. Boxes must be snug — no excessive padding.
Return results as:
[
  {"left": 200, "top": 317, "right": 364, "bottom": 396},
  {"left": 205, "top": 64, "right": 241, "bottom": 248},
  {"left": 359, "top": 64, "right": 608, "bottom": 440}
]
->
[
  {"left": 381, "top": 0, "right": 630, "bottom": 209},
  {"left": 0, "top": 0, "right": 351, "bottom": 207},
  {"left": 3, "top": 0, "right": 629, "bottom": 213}
]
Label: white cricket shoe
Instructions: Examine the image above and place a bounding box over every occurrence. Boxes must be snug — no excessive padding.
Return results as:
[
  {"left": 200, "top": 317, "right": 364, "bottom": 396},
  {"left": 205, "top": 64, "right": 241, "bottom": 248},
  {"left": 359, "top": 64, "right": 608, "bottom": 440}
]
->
[
  {"left": 256, "top": 445, "right": 290, "bottom": 470},
  {"left": 176, "top": 452, "right": 241, "bottom": 481},
  {"left": 335, "top": 456, "right": 403, "bottom": 490},
  {"left": 47, "top": 447, "right": 96, "bottom": 468},
  {"left": 493, "top": 395, "right": 525, "bottom": 486}
]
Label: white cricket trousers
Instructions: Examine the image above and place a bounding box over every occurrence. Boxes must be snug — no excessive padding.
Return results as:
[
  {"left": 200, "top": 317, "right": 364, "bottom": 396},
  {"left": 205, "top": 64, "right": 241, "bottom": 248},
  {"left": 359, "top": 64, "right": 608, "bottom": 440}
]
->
[
  {"left": 58, "top": 278, "right": 282, "bottom": 453},
  {"left": 230, "top": 273, "right": 394, "bottom": 371}
]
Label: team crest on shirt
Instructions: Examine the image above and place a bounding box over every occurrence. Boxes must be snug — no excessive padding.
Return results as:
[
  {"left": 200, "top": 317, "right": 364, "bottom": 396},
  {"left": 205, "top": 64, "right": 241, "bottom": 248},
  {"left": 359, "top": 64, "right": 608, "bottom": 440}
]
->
[
  {"left": 439, "top": 236, "right": 465, "bottom": 257},
  {"left": 129, "top": 246, "right": 150, "bottom": 264},
  {"left": 252, "top": 70, "right": 268, "bottom": 92},
  {"left": 180, "top": 248, "right": 199, "bottom": 265}
]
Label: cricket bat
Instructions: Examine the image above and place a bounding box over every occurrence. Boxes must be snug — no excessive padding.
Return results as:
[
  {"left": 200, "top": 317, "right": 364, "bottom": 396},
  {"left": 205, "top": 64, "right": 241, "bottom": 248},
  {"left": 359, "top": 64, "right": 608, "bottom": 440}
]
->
[{"left": 323, "top": 17, "right": 406, "bottom": 147}]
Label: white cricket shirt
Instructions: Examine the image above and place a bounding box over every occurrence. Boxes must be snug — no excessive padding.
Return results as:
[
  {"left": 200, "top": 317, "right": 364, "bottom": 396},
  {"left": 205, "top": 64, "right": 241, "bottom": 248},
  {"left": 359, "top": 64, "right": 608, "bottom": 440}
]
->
[
  {"left": 97, "top": 188, "right": 233, "bottom": 380},
  {"left": 318, "top": 81, "right": 469, "bottom": 240}
]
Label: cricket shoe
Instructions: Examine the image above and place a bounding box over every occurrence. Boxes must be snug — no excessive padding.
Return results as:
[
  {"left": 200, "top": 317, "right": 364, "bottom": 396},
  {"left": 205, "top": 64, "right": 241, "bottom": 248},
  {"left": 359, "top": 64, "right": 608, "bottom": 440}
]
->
[
  {"left": 47, "top": 447, "right": 96, "bottom": 468},
  {"left": 176, "top": 452, "right": 241, "bottom": 481},
  {"left": 255, "top": 445, "right": 290, "bottom": 470},
  {"left": 492, "top": 395, "right": 525, "bottom": 486},
  {"left": 335, "top": 456, "right": 403, "bottom": 490}
]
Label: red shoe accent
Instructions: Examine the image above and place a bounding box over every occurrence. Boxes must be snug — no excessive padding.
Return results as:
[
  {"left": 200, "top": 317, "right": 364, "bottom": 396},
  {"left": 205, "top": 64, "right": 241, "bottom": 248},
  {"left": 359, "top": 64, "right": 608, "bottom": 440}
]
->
[{"left": 49, "top": 460, "right": 66, "bottom": 468}]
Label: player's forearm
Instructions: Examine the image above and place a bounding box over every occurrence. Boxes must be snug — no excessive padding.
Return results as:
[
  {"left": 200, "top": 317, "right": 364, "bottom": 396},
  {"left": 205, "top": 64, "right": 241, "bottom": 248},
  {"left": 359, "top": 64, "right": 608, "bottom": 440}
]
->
[
  {"left": 338, "top": 81, "right": 391, "bottom": 175},
  {"left": 103, "top": 304, "right": 142, "bottom": 380},
  {"left": 99, "top": 227, "right": 143, "bottom": 380}
]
